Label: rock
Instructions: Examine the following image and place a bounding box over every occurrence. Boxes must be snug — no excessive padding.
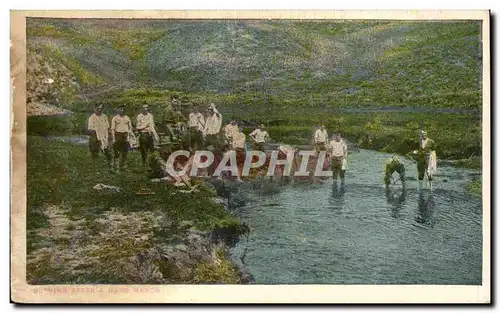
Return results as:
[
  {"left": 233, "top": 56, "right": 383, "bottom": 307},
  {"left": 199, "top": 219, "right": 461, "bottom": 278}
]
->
[{"left": 240, "top": 270, "right": 255, "bottom": 284}]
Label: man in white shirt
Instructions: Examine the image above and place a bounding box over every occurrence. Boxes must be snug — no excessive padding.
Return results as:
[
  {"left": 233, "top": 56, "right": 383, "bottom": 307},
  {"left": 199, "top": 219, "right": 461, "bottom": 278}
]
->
[
  {"left": 136, "top": 104, "right": 159, "bottom": 167},
  {"left": 224, "top": 120, "right": 239, "bottom": 147},
  {"left": 329, "top": 132, "right": 348, "bottom": 184},
  {"left": 249, "top": 124, "right": 269, "bottom": 152},
  {"left": 203, "top": 103, "right": 222, "bottom": 149},
  {"left": 87, "top": 104, "right": 112, "bottom": 168},
  {"left": 187, "top": 107, "right": 205, "bottom": 150},
  {"left": 231, "top": 129, "right": 246, "bottom": 151},
  {"left": 110, "top": 105, "right": 132, "bottom": 172},
  {"left": 314, "top": 125, "right": 329, "bottom": 153}
]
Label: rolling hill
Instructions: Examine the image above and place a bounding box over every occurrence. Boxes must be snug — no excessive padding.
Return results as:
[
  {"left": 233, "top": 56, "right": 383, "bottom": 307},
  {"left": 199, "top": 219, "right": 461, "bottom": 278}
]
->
[{"left": 26, "top": 18, "right": 482, "bottom": 110}]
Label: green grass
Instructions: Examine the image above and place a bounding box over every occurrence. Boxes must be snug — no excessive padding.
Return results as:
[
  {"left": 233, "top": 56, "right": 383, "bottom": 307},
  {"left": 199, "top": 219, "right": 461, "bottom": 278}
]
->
[
  {"left": 27, "top": 136, "right": 241, "bottom": 232},
  {"left": 27, "top": 136, "right": 246, "bottom": 283},
  {"left": 466, "top": 180, "right": 482, "bottom": 196}
]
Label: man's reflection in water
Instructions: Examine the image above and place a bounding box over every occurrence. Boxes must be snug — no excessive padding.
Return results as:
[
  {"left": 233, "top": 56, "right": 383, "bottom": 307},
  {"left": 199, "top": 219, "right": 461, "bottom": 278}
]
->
[
  {"left": 331, "top": 180, "right": 346, "bottom": 199},
  {"left": 385, "top": 185, "right": 407, "bottom": 218},
  {"left": 415, "top": 189, "right": 436, "bottom": 227}
]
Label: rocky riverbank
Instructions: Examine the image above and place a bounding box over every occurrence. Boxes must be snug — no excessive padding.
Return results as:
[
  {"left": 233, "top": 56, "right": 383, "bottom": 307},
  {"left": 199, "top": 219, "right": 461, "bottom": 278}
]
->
[{"left": 26, "top": 136, "right": 252, "bottom": 284}]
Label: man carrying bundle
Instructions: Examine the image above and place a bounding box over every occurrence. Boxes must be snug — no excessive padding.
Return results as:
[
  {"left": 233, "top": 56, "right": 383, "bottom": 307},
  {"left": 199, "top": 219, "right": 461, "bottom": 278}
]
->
[
  {"left": 87, "top": 104, "right": 112, "bottom": 169},
  {"left": 329, "top": 132, "right": 348, "bottom": 184},
  {"left": 411, "top": 130, "right": 437, "bottom": 189}
]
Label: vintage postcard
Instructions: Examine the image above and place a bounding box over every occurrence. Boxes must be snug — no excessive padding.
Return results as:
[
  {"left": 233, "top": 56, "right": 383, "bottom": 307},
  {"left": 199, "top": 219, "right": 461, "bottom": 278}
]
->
[{"left": 10, "top": 10, "right": 490, "bottom": 303}]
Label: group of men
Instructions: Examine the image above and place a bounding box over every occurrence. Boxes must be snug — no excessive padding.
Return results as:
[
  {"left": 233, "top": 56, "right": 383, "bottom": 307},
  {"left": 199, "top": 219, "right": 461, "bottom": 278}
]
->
[
  {"left": 87, "top": 96, "right": 273, "bottom": 174},
  {"left": 87, "top": 103, "right": 159, "bottom": 172},
  {"left": 88, "top": 97, "right": 437, "bottom": 189},
  {"left": 186, "top": 104, "right": 270, "bottom": 152},
  {"left": 313, "top": 125, "right": 349, "bottom": 182},
  {"left": 384, "top": 130, "right": 437, "bottom": 189},
  {"left": 313, "top": 124, "right": 437, "bottom": 188}
]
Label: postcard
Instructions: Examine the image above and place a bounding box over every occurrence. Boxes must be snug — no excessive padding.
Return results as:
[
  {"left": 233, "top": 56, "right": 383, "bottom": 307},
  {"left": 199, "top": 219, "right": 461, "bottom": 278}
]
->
[{"left": 10, "top": 9, "right": 490, "bottom": 303}]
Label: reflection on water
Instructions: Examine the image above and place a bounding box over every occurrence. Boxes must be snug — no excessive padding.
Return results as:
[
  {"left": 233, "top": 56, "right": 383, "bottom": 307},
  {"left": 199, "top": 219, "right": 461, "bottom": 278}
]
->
[
  {"left": 415, "top": 190, "right": 436, "bottom": 227},
  {"left": 231, "top": 149, "right": 482, "bottom": 285},
  {"left": 385, "top": 186, "right": 407, "bottom": 219},
  {"left": 330, "top": 182, "right": 346, "bottom": 200}
]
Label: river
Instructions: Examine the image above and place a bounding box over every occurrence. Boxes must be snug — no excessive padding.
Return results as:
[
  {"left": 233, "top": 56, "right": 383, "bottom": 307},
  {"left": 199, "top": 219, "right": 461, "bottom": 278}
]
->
[
  {"left": 44, "top": 135, "right": 482, "bottom": 285},
  {"left": 229, "top": 149, "right": 482, "bottom": 285}
]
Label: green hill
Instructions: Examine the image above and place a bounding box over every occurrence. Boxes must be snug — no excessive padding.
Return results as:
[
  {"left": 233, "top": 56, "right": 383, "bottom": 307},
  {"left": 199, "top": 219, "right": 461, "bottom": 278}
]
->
[{"left": 27, "top": 18, "right": 482, "bottom": 109}]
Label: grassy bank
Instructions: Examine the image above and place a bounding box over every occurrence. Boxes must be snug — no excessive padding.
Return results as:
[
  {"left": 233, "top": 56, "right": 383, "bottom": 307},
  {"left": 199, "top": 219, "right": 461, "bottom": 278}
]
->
[
  {"left": 466, "top": 180, "right": 482, "bottom": 196},
  {"left": 27, "top": 136, "right": 248, "bottom": 284}
]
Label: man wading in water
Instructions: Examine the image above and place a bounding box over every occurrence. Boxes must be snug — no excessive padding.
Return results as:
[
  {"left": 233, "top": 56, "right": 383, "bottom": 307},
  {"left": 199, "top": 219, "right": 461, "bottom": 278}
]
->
[
  {"left": 87, "top": 104, "right": 112, "bottom": 170},
  {"left": 411, "top": 130, "right": 437, "bottom": 190},
  {"left": 384, "top": 155, "right": 406, "bottom": 187},
  {"left": 110, "top": 105, "right": 132, "bottom": 173},
  {"left": 136, "top": 104, "right": 159, "bottom": 169},
  {"left": 329, "top": 132, "right": 348, "bottom": 186}
]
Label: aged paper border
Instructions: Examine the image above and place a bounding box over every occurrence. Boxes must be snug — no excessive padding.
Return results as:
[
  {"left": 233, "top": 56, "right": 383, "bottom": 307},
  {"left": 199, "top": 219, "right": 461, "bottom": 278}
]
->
[{"left": 10, "top": 10, "right": 491, "bottom": 303}]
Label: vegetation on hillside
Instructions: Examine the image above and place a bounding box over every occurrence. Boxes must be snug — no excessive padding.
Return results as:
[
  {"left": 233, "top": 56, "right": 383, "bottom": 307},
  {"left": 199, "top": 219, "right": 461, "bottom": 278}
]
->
[{"left": 27, "top": 18, "right": 482, "bottom": 109}]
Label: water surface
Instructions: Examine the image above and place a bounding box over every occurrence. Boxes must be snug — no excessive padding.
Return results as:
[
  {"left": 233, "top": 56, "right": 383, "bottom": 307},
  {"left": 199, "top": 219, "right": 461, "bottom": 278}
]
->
[{"left": 230, "top": 149, "right": 482, "bottom": 285}]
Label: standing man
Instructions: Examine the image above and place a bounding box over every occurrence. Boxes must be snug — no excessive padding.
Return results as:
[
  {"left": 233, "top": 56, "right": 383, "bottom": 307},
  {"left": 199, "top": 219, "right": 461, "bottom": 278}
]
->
[
  {"left": 329, "top": 132, "right": 348, "bottom": 184},
  {"left": 249, "top": 124, "right": 270, "bottom": 152},
  {"left": 203, "top": 103, "right": 223, "bottom": 149},
  {"left": 187, "top": 106, "right": 205, "bottom": 150},
  {"left": 110, "top": 105, "right": 132, "bottom": 173},
  {"left": 163, "top": 95, "right": 184, "bottom": 142},
  {"left": 232, "top": 127, "right": 247, "bottom": 151},
  {"left": 412, "top": 130, "right": 437, "bottom": 189},
  {"left": 87, "top": 104, "right": 112, "bottom": 168},
  {"left": 136, "top": 104, "right": 159, "bottom": 168},
  {"left": 224, "top": 119, "right": 239, "bottom": 147},
  {"left": 314, "top": 124, "right": 329, "bottom": 153}
]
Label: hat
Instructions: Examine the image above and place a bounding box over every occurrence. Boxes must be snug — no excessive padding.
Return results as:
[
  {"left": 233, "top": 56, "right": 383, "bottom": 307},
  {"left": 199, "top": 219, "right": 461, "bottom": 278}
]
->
[
  {"left": 142, "top": 104, "right": 149, "bottom": 109},
  {"left": 420, "top": 130, "right": 427, "bottom": 135},
  {"left": 96, "top": 104, "right": 103, "bottom": 109}
]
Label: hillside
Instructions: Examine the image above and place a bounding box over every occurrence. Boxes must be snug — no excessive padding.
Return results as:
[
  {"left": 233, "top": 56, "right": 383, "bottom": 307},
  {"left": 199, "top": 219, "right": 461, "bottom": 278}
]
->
[{"left": 26, "top": 18, "right": 482, "bottom": 109}]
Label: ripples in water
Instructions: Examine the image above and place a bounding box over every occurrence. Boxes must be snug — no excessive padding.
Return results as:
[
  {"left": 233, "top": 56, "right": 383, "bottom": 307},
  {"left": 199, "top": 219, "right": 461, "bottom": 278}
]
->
[{"left": 231, "top": 150, "right": 482, "bottom": 285}]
